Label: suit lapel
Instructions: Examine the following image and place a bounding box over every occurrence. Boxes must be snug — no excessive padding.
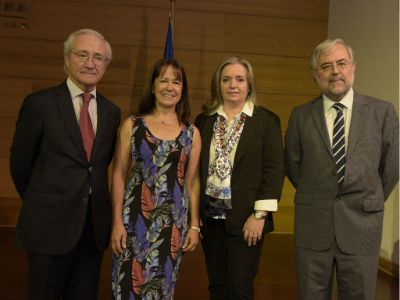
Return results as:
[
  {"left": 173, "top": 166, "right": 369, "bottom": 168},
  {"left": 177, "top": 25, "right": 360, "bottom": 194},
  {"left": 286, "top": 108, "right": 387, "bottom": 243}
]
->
[
  {"left": 201, "top": 114, "right": 216, "bottom": 171},
  {"left": 91, "top": 94, "right": 107, "bottom": 160},
  {"left": 347, "top": 93, "right": 368, "bottom": 158},
  {"left": 234, "top": 109, "right": 257, "bottom": 166},
  {"left": 311, "top": 97, "right": 333, "bottom": 157},
  {"left": 55, "top": 83, "right": 86, "bottom": 159}
]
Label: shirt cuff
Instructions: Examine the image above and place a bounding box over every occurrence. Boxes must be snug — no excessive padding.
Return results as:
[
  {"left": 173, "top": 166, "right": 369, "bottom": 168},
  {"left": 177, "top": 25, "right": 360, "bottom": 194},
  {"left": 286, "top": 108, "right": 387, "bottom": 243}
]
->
[{"left": 254, "top": 199, "right": 278, "bottom": 212}]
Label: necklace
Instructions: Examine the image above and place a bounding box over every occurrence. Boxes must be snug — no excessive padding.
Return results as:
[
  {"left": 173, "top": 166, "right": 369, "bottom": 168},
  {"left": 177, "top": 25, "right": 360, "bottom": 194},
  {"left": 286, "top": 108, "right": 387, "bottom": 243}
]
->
[
  {"left": 151, "top": 111, "right": 177, "bottom": 126},
  {"left": 160, "top": 119, "right": 174, "bottom": 125}
]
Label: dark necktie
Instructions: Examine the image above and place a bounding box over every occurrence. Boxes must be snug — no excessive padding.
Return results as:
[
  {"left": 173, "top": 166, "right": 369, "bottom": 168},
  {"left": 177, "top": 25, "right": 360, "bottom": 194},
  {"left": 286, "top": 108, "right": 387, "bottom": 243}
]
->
[
  {"left": 332, "top": 103, "right": 346, "bottom": 186},
  {"left": 80, "top": 93, "right": 94, "bottom": 161}
]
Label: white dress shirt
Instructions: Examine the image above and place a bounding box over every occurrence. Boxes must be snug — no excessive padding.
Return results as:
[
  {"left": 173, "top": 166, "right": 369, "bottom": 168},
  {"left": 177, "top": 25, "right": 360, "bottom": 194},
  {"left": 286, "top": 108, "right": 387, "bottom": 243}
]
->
[
  {"left": 323, "top": 88, "right": 354, "bottom": 148},
  {"left": 67, "top": 78, "right": 98, "bottom": 134},
  {"left": 209, "top": 101, "right": 278, "bottom": 213}
]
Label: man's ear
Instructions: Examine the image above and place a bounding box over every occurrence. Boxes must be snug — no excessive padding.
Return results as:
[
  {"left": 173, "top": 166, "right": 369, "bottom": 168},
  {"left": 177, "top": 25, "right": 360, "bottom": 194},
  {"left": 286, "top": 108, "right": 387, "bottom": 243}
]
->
[
  {"left": 352, "top": 62, "right": 356, "bottom": 72},
  {"left": 312, "top": 70, "right": 318, "bottom": 83},
  {"left": 64, "top": 55, "right": 69, "bottom": 68}
]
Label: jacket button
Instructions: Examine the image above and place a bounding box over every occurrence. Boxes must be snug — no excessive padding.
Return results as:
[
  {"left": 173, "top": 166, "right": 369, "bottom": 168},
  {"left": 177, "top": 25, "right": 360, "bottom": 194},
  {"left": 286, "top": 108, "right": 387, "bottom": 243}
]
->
[
  {"left": 88, "top": 166, "right": 94, "bottom": 172},
  {"left": 83, "top": 197, "right": 88, "bottom": 204}
]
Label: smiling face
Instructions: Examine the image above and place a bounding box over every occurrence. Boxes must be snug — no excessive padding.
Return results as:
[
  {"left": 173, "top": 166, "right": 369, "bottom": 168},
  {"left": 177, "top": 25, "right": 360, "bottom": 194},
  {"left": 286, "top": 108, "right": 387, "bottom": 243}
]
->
[
  {"left": 64, "top": 33, "right": 108, "bottom": 92},
  {"left": 314, "top": 43, "right": 356, "bottom": 102},
  {"left": 153, "top": 65, "right": 183, "bottom": 109},
  {"left": 220, "top": 63, "right": 249, "bottom": 106}
]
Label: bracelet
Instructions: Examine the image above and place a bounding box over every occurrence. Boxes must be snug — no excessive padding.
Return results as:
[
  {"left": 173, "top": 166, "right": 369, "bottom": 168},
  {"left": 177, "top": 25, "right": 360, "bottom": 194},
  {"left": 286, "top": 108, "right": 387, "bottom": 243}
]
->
[{"left": 190, "top": 226, "right": 201, "bottom": 233}]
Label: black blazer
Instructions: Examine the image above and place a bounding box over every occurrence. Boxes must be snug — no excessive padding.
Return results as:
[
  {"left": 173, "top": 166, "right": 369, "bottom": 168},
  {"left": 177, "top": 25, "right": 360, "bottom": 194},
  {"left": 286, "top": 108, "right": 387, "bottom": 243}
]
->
[
  {"left": 195, "top": 105, "right": 285, "bottom": 235},
  {"left": 10, "top": 82, "right": 121, "bottom": 255}
]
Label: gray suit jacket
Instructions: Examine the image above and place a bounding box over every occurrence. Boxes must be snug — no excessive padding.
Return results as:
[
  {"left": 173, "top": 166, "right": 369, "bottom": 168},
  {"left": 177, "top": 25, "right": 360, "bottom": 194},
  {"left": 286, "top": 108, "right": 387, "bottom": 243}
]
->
[{"left": 285, "top": 92, "right": 399, "bottom": 255}]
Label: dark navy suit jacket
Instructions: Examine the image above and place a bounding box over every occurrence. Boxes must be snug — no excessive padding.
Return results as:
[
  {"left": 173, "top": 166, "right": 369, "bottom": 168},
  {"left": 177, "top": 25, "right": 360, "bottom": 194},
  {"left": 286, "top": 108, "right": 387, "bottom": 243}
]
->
[{"left": 10, "top": 81, "right": 121, "bottom": 255}]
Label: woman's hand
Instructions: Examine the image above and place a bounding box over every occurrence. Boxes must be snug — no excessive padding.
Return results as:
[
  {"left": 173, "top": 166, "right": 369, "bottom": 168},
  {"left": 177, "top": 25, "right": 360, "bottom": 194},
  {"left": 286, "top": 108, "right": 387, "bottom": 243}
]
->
[
  {"left": 182, "top": 227, "right": 200, "bottom": 252},
  {"left": 243, "top": 214, "right": 265, "bottom": 246},
  {"left": 111, "top": 221, "right": 127, "bottom": 256}
]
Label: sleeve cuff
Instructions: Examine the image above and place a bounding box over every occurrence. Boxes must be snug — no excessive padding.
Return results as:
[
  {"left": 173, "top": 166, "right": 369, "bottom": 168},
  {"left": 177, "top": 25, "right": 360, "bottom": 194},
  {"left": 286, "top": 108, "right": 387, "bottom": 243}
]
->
[{"left": 254, "top": 199, "right": 278, "bottom": 212}]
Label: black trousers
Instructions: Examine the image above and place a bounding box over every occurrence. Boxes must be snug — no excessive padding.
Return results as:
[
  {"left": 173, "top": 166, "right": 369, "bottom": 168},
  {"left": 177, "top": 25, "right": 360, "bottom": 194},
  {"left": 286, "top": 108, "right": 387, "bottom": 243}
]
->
[
  {"left": 202, "top": 218, "right": 264, "bottom": 300},
  {"left": 27, "top": 202, "right": 103, "bottom": 300}
]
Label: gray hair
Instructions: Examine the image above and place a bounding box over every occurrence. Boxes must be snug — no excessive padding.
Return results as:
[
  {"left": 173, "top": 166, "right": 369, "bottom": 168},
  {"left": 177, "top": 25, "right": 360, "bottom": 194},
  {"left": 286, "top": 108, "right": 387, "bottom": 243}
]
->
[
  {"left": 63, "top": 28, "right": 112, "bottom": 63},
  {"left": 205, "top": 56, "right": 257, "bottom": 113},
  {"left": 310, "top": 38, "right": 355, "bottom": 71}
]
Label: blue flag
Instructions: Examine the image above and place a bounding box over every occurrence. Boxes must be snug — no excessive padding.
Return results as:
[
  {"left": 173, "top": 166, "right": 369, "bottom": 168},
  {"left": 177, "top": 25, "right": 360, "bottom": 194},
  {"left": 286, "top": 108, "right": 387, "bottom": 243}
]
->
[{"left": 163, "top": 17, "right": 174, "bottom": 59}]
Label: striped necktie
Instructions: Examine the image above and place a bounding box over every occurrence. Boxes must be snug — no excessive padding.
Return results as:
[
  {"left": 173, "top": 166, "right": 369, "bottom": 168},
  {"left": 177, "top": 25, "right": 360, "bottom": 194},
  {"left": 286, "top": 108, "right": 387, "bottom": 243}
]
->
[{"left": 332, "top": 103, "right": 346, "bottom": 186}]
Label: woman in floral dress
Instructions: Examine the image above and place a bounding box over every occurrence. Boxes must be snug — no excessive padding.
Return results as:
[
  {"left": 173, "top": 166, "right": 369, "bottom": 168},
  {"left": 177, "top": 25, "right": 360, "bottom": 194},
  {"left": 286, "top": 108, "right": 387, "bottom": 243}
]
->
[{"left": 111, "top": 59, "right": 201, "bottom": 300}]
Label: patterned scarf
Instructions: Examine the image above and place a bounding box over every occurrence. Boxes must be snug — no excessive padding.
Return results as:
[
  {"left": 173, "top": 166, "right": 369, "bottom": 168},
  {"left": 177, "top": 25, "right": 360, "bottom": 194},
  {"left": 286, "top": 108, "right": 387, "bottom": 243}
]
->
[{"left": 206, "top": 113, "right": 246, "bottom": 209}]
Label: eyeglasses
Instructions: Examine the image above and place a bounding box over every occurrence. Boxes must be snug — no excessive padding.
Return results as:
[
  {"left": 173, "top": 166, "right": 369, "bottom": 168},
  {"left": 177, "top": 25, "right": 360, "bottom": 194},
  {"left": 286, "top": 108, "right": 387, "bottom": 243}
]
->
[
  {"left": 319, "top": 60, "right": 351, "bottom": 73},
  {"left": 72, "top": 51, "right": 107, "bottom": 65}
]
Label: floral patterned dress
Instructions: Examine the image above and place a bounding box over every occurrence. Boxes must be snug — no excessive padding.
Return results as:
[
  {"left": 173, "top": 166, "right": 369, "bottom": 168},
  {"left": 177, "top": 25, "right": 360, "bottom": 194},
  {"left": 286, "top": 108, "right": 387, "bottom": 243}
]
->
[{"left": 112, "top": 116, "right": 194, "bottom": 300}]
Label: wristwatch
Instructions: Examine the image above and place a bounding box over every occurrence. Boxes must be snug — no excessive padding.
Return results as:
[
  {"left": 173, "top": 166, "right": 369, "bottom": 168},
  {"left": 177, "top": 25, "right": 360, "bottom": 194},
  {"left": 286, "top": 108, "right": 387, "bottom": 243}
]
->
[{"left": 254, "top": 210, "right": 267, "bottom": 220}]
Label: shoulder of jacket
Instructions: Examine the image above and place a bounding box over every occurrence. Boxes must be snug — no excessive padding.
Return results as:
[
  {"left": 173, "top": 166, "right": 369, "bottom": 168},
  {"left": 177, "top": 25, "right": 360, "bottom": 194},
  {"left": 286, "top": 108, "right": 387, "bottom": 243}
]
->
[
  {"left": 97, "top": 93, "right": 121, "bottom": 114},
  {"left": 355, "top": 92, "right": 392, "bottom": 108},
  {"left": 254, "top": 105, "right": 280, "bottom": 122},
  {"left": 255, "top": 105, "right": 274, "bottom": 114},
  {"left": 23, "top": 85, "right": 64, "bottom": 109},
  {"left": 290, "top": 96, "right": 321, "bottom": 114},
  {"left": 194, "top": 111, "right": 213, "bottom": 125}
]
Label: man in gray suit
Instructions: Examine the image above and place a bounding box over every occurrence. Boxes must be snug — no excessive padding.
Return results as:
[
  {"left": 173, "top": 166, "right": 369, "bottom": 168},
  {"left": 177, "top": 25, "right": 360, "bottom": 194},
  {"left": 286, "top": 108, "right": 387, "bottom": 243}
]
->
[{"left": 285, "top": 38, "right": 399, "bottom": 300}]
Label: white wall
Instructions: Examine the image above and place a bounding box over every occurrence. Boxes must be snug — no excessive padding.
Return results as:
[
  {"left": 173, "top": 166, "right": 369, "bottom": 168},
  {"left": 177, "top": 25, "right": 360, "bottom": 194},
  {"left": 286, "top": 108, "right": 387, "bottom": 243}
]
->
[{"left": 328, "top": 0, "right": 399, "bottom": 264}]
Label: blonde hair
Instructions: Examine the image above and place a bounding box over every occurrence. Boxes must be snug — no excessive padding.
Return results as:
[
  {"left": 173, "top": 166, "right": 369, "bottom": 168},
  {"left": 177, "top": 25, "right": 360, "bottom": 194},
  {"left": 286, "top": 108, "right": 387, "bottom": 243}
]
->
[{"left": 204, "top": 56, "right": 257, "bottom": 113}]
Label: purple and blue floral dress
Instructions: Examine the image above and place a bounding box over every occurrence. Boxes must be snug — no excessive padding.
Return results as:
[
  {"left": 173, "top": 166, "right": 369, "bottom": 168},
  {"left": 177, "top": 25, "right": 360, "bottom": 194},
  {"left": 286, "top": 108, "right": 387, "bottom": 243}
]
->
[{"left": 112, "top": 116, "right": 194, "bottom": 300}]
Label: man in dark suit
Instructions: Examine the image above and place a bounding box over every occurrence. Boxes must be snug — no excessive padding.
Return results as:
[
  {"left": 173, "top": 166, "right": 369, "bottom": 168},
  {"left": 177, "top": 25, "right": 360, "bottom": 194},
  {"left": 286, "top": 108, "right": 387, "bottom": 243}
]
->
[
  {"left": 285, "top": 38, "right": 399, "bottom": 300},
  {"left": 10, "top": 28, "right": 121, "bottom": 300}
]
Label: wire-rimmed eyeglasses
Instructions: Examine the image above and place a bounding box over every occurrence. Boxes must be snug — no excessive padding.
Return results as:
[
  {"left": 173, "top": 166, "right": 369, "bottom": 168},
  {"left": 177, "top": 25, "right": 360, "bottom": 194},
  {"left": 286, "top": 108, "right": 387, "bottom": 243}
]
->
[{"left": 72, "top": 51, "right": 107, "bottom": 66}]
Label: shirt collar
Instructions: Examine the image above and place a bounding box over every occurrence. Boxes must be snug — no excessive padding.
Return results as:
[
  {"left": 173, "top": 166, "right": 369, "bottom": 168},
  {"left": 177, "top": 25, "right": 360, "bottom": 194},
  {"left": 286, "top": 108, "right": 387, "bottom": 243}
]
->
[
  {"left": 66, "top": 78, "right": 97, "bottom": 99},
  {"left": 214, "top": 101, "right": 254, "bottom": 119},
  {"left": 323, "top": 88, "right": 354, "bottom": 113}
]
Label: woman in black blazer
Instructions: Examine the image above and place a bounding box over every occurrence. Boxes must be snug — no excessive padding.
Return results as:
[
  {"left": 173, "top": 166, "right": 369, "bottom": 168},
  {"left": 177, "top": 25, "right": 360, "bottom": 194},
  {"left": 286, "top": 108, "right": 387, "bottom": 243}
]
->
[{"left": 195, "top": 56, "right": 285, "bottom": 300}]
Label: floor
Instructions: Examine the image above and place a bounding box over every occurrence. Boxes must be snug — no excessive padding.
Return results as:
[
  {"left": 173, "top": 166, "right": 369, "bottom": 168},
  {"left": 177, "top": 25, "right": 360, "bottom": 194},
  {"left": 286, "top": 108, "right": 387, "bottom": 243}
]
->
[{"left": 0, "top": 227, "right": 398, "bottom": 299}]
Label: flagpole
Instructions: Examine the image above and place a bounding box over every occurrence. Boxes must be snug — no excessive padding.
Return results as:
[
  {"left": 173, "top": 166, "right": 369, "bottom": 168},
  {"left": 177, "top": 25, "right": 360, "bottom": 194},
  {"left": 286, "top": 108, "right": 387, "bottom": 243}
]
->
[
  {"left": 164, "top": 0, "right": 175, "bottom": 59},
  {"left": 170, "top": 0, "right": 175, "bottom": 35}
]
